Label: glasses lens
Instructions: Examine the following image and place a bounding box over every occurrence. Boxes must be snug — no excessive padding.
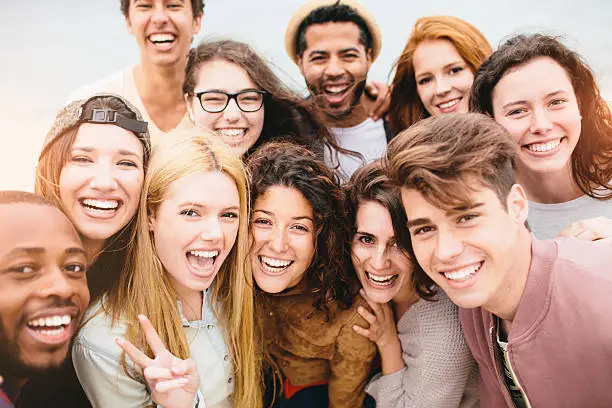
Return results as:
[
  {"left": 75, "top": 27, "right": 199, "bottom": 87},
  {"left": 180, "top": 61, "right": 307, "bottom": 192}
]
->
[
  {"left": 237, "top": 91, "right": 264, "bottom": 112},
  {"left": 200, "top": 92, "right": 229, "bottom": 113}
]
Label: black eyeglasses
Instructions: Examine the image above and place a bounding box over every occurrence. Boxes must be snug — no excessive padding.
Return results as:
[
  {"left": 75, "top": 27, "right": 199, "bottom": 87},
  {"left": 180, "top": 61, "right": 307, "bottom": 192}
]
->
[{"left": 195, "top": 89, "right": 266, "bottom": 113}]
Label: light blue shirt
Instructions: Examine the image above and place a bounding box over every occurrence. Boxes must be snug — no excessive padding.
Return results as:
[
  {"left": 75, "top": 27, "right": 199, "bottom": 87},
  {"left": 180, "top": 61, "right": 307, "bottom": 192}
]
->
[{"left": 73, "top": 290, "right": 233, "bottom": 408}]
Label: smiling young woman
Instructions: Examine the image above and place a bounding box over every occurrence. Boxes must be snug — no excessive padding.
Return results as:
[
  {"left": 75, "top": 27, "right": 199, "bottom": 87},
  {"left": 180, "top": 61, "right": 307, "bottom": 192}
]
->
[
  {"left": 471, "top": 34, "right": 612, "bottom": 240},
  {"left": 388, "top": 16, "right": 492, "bottom": 135},
  {"left": 247, "top": 141, "right": 376, "bottom": 408},
  {"left": 72, "top": 133, "right": 261, "bottom": 408},
  {"left": 183, "top": 39, "right": 339, "bottom": 159},
  {"left": 345, "top": 160, "right": 479, "bottom": 408}
]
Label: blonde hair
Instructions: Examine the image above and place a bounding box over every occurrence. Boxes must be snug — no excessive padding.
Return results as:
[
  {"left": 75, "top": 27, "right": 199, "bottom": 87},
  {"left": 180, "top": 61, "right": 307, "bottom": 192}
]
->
[{"left": 105, "top": 133, "right": 262, "bottom": 408}]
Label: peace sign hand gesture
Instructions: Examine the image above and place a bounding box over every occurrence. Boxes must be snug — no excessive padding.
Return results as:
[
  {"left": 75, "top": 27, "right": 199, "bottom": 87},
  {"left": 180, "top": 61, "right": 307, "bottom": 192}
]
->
[{"left": 116, "top": 314, "right": 200, "bottom": 408}]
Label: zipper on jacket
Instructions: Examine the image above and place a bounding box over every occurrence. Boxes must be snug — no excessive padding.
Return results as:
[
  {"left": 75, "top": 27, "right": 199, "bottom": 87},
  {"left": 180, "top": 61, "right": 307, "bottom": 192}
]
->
[{"left": 502, "top": 344, "right": 533, "bottom": 408}]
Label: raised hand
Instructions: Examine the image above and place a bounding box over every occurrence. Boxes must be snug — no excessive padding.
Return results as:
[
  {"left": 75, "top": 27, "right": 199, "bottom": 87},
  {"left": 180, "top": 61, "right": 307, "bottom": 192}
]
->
[
  {"left": 352, "top": 289, "right": 399, "bottom": 349},
  {"left": 364, "top": 80, "right": 391, "bottom": 121},
  {"left": 116, "top": 315, "right": 200, "bottom": 408},
  {"left": 352, "top": 289, "right": 405, "bottom": 375}
]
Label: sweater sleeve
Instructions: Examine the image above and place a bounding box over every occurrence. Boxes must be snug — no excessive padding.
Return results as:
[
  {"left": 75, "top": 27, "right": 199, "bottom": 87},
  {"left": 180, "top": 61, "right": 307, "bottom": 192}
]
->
[
  {"left": 72, "top": 336, "right": 153, "bottom": 408},
  {"left": 365, "top": 293, "right": 480, "bottom": 408},
  {"left": 328, "top": 300, "right": 377, "bottom": 408}
]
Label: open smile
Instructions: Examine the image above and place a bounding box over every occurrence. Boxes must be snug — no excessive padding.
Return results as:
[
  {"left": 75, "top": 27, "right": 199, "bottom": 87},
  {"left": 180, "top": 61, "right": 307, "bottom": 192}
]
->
[
  {"left": 364, "top": 271, "right": 399, "bottom": 288},
  {"left": 147, "top": 33, "right": 177, "bottom": 51},
  {"left": 24, "top": 308, "right": 79, "bottom": 347},
  {"left": 439, "top": 261, "right": 483, "bottom": 289},
  {"left": 186, "top": 249, "right": 219, "bottom": 278},
  {"left": 522, "top": 137, "right": 565, "bottom": 155},
  {"left": 259, "top": 255, "right": 294, "bottom": 275},
  {"left": 436, "top": 97, "right": 461, "bottom": 113},
  {"left": 215, "top": 128, "right": 249, "bottom": 146},
  {"left": 79, "top": 198, "right": 122, "bottom": 219}
]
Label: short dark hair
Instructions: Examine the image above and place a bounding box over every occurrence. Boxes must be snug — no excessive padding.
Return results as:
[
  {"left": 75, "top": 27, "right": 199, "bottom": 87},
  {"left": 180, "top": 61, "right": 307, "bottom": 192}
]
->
[
  {"left": 296, "top": 2, "right": 372, "bottom": 57},
  {"left": 247, "top": 141, "right": 358, "bottom": 315},
  {"left": 470, "top": 33, "right": 612, "bottom": 199},
  {"left": 120, "top": 0, "right": 205, "bottom": 18},
  {"left": 0, "top": 191, "right": 54, "bottom": 207},
  {"left": 345, "top": 161, "right": 436, "bottom": 299}
]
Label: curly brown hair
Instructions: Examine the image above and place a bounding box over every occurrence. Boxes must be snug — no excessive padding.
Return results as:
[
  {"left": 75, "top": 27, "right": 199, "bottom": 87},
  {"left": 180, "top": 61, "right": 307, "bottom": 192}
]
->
[
  {"left": 247, "top": 141, "right": 359, "bottom": 313},
  {"left": 471, "top": 33, "right": 612, "bottom": 199}
]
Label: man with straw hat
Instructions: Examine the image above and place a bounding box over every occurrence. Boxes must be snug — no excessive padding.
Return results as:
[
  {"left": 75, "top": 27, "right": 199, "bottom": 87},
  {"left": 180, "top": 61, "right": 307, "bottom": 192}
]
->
[{"left": 285, "top": 0, "right": 392, "bottom": 181}]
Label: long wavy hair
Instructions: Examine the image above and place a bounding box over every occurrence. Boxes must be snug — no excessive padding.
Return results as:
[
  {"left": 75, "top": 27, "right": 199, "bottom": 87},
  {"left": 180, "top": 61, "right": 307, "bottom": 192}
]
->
[
  {"left": 470, "top": 33, "right": 612, "bottom": 199},
  {"left": 105, "top": 133, "right": 262, "bottom": 408},
  {"left": 184, "top": 39, "right": 344, "bottom": 160},
  {"left": 35, "top": 94, "right": 151, "bottom": 303},
  {"left": 247, "top": 141, "right": 359, "bottom": 314},
  {"left": 345, "top": 160, "right": 434, "bottom": 299},
  {"left": 389, "top": 16, "right": 492, "bottom": 135}
]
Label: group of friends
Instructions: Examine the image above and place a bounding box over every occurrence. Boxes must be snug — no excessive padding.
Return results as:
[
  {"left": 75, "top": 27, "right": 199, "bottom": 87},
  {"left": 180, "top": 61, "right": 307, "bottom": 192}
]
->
[{"left": 2, "top": 0, "right": 612, "bottom": 407}]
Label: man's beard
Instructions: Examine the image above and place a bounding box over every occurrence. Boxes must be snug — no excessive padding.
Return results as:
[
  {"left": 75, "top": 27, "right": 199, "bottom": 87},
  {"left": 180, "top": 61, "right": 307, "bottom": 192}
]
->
[
  {"left": 0, "top": 320, "right": 65, "bottom": 382},
  {"left": 308, "top": 78, "right": 367, "bottom": 120}
]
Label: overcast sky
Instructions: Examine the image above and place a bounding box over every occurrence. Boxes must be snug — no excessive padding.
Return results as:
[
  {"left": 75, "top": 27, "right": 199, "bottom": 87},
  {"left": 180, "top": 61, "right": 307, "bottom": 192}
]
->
[{"left": 2, "top": 0, "right": 611, "bottom": 191}]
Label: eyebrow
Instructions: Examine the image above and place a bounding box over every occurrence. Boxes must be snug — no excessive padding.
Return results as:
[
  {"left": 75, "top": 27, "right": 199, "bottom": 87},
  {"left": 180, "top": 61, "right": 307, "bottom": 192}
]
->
[
  {"left": 3, "top": 246, "right": 85, "bottom": 258},
  {"left": 71, "top": 146, "right": 142, "bottom": 158},
  {"left": 180, "top": 202, "right": 240, "bottom": 211},
  {"left": 253, "top": 209, "right": 314, "bottom": 222},
  {"left": 405, "top": 203, "right": 484, "bottom": 228},
  {"left": 502, "top": 89, "right": 567, "bottom": 110},
  {"left": 415, "top": 60, "right": 465, "bottom": 80}
]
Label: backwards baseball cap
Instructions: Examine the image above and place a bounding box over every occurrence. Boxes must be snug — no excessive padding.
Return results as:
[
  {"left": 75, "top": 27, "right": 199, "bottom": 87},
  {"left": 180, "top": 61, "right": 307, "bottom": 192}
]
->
[
  {"left": 284, "top": 0, "right": 382, "bottom": 65},
  {"left": 41, "top": 93, "right": 151, "bottom": 164}
]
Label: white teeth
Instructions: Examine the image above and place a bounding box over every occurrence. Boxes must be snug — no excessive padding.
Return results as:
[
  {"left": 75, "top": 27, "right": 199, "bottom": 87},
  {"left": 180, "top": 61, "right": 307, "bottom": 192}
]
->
[
  {"left": 526, "top": 139, "right": 561, "bottom": 153},
  {"left": 217, "top": 129, "right": 245, "bottom": 138},
  {"left": 82, "top": 199, "right": 119, "bottom": 210},
  {"left": 189, "top": 250, "right": 218, "bottom": 258},
  {"left": 438, "top": 99, "right": 459, "bottom": 109},
  {"left": 443, "top": 263, "right": 481, "bottom": 281},
  {"left": 366, "top": 271, "right": 397, "bottom": 287},
  {"left": 324, "top": 84, "right": 349, "bottom": 94},
  {"left": 150, "top": 33, "right": 175, "bottom": 42},
  {"left": 261, "top": 256, "right": 292, "bottom": 268},
  {"left": 28, "top": 315, "right": 72, "bottom": 328},
  {"left": 39, "top": 327, "right": 66, "bottom": 337}
]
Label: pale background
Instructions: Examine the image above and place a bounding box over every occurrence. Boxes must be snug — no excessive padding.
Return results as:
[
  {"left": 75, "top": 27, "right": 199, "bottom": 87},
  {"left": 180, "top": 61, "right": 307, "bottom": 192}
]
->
[{"left": 2, "top": 0, "right": 611, "bottom": 191}]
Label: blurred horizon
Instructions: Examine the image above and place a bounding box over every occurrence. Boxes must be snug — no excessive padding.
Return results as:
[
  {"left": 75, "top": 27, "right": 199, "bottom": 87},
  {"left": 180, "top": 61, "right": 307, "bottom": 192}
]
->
[{"left": 2, "top": 0, "right": 611, "bottom": 191}]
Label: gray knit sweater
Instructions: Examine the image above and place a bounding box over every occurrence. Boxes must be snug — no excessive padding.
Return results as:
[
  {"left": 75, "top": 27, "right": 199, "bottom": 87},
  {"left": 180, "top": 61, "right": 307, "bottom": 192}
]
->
[{"left": 365, "top": 291, "right": 480, "bottom": 408}]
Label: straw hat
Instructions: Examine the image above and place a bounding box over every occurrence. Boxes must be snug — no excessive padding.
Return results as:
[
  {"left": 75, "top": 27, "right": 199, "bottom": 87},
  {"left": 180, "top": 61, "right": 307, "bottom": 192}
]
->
[{"left": 284, "top": 0, "right": 382, "bottom": 65}]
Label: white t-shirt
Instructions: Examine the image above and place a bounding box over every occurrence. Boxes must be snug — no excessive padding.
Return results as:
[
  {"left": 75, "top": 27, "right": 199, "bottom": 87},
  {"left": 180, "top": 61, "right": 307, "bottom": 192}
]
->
[
  {"left": 325, "top": 118, "right": 387, "bottom": 182},
  {"left": 68, "top": 65, "right": 196, "bottom": 147},
  {"left": 528, "top": 193, "right": 612, "bottom": 239}
]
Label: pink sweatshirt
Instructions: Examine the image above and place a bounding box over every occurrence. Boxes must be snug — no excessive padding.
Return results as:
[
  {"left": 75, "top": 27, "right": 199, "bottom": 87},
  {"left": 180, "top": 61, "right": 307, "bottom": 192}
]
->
[{"left": 460, "top": 237, "right": 612, "bottom": 407}]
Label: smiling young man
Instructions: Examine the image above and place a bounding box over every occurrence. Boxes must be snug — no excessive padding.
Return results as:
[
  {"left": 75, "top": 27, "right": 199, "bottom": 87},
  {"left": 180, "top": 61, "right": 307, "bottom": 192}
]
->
[
  {"left": 386, "top": 113, "right": 612, "bottom": 407},
  {"left": 285, "top": 0, "right": 393, "bottom": 180},
  {"left": 68, "top": 0, "right": 203, "bottom": 145},
  {"left": 0, "top": 191, "right": 89, "bottom": 408}
]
